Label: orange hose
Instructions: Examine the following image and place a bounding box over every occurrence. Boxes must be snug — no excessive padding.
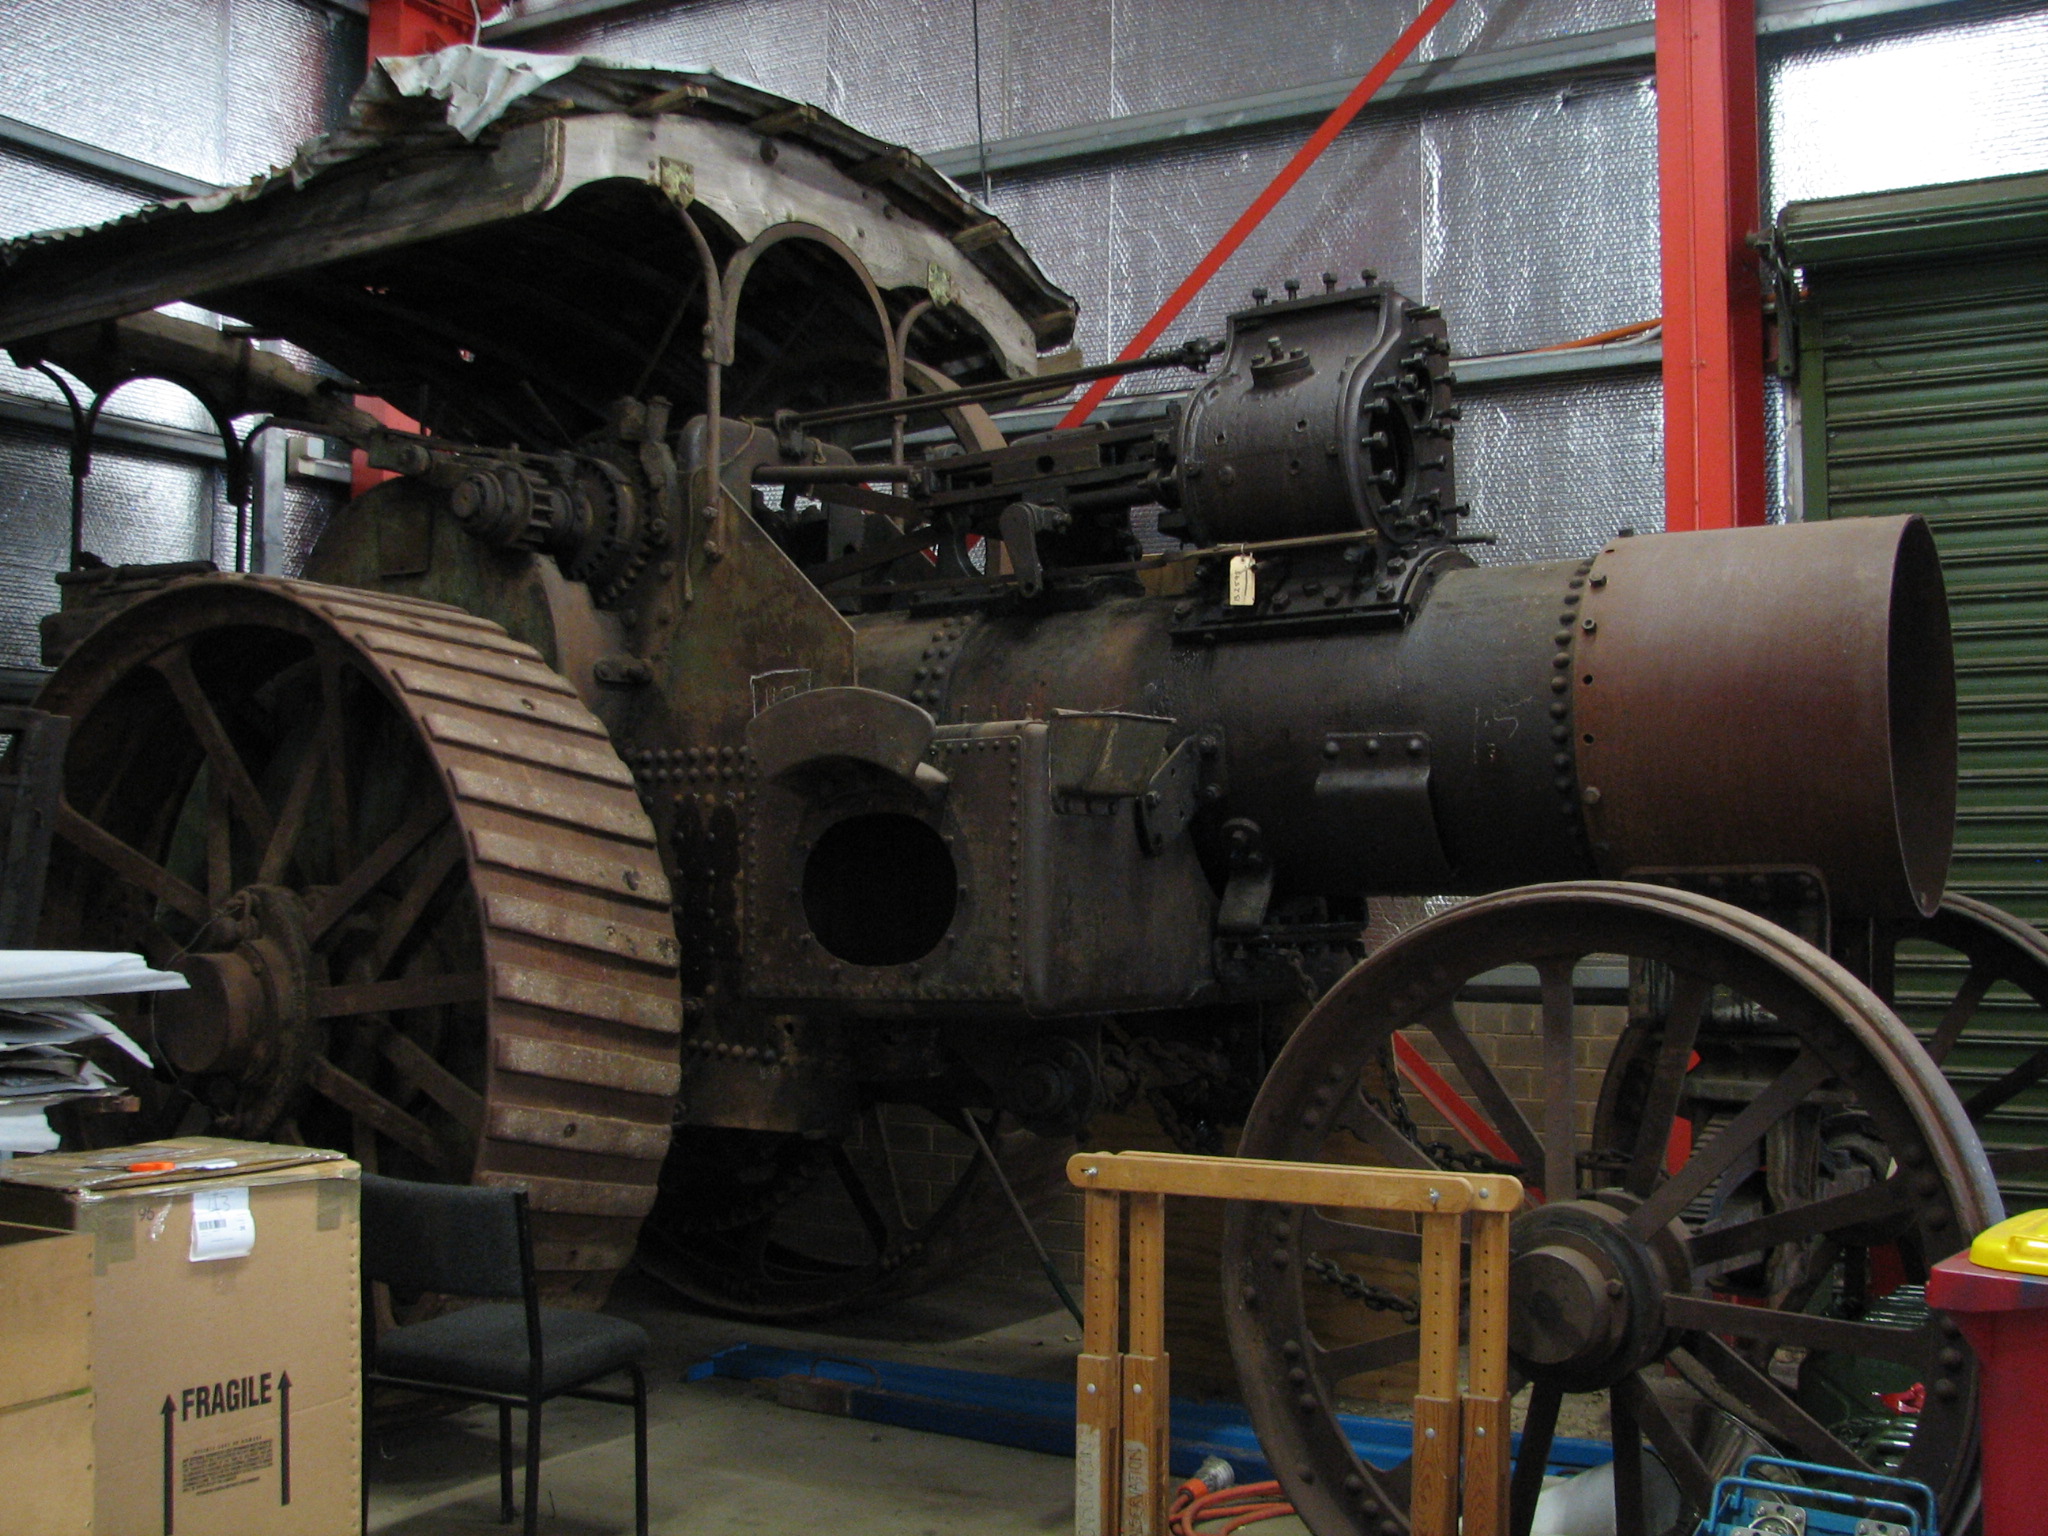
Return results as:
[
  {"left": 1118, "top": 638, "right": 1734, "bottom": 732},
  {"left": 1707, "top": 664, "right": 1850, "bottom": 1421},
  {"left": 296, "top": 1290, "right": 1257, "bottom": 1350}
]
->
[
  {"left": 1527, "top": 317, "right": 1663, "bottom": 352},
  {"left": 1168, "top": 1479, "right": 1297, "bottom": 1535}
]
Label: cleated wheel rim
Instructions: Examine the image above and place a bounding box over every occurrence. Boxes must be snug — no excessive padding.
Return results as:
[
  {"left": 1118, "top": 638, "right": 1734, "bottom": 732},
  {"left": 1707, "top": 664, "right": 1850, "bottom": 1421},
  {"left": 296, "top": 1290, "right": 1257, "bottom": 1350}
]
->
[
  {"left": 39, "top": 574, "right": 680, "bottom": 1304},
  {"left": 1222, "top": 881, "right": 1998, "bottom": 1536}
]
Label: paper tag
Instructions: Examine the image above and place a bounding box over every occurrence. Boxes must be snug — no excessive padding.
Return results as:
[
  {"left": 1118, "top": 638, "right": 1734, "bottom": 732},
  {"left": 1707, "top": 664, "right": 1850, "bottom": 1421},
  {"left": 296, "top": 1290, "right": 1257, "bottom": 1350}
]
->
[
  {"left": 1226, "top": 552, "right": 1256, "bottom": 607},
  {"left": 189, "top": 1186, "right": 255, "bottom": 1262}
]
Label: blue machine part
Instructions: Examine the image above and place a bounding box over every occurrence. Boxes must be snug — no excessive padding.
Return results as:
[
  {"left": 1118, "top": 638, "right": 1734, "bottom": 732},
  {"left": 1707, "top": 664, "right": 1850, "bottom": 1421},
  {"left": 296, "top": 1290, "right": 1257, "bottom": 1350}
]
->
[
  {"left": 687, "top": 1343, "right": 1613, "bottom": 1482},
  {"left": 1695, "top": 1456, "right": 1937, "bottom": 1536}
]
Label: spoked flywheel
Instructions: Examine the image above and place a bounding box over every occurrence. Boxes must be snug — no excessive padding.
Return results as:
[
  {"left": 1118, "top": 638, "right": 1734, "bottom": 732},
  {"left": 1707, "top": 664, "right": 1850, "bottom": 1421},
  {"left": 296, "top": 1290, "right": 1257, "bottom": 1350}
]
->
[
  {"left": 38, "top": 574, "right": 680, "bottom": 1304},
  {"left": 637, "top": 1109, "right": 1071, "bottom": 1321},
  {"left": 1222, "top": 881, "right": 1999, "bottom": 1536}
]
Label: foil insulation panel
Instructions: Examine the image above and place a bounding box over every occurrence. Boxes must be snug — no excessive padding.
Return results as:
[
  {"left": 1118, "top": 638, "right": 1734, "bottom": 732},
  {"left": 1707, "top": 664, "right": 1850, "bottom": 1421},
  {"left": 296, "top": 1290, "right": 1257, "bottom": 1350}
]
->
[
  {"left": 1103, "top": 0, "right": 1415, "bottom": 121},
  {"left": 1420, "top": 0, "right": 1650, "bottom": 60},
  {"left": 0, "top": 425, "right": 219, "bottom": 668},
  {"left": 1421, "top": 75, "right": 1660, "bottom": 356},
  {"left": 1765, "top": 3, "right": 2048, "bottom": 212},
  {"left": 0, "top": 0, "right": 351, "bottom": 186},
  {"left": 1456, "top": 373, "right": 1665, "bottom": 566}
]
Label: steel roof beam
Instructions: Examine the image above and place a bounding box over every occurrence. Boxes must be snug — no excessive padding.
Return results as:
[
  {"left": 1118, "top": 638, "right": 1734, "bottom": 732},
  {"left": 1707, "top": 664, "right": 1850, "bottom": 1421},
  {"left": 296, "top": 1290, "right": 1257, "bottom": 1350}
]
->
[
  {"left": 922, "top": 0, "right": 1981, "bottom": 180},
  {"left": 0, "top": 113, "right": 219, "bottom": 199}
]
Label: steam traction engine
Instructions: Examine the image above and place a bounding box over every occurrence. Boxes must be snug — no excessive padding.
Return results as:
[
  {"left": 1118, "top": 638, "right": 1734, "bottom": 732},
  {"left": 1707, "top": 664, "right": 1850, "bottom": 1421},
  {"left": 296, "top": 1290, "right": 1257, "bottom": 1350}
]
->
[{"left": 4, "top": 56, "right": 2043, "bottom": 1536}]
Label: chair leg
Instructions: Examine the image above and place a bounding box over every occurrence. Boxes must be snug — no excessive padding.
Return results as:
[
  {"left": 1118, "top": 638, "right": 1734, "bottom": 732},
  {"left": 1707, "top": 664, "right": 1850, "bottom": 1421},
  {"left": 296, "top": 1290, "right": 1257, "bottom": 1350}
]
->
[
  {"left": 498, "top": 1404, "right": 515, "bottom": 1524},
  {"left": 524, "top": 1401, "right": 543, "bottom": 1536},
  {"left": 631, "top": 1365, "right": 649, "bottom": 1536}
]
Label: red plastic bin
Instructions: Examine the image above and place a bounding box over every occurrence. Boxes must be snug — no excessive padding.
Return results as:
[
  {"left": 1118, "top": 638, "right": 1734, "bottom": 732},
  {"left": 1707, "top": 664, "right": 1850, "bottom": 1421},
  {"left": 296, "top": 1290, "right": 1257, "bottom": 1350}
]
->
[{"left": 1927, "top": 1211, "right": 2048, "bottom": 1536}]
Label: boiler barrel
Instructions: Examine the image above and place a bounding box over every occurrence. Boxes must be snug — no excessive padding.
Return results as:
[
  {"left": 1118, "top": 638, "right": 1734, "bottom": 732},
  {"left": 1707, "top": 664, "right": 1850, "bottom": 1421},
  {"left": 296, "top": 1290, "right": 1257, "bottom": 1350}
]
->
[{"left": 853, "top": 514, "right": 1953, "bottom": 920}]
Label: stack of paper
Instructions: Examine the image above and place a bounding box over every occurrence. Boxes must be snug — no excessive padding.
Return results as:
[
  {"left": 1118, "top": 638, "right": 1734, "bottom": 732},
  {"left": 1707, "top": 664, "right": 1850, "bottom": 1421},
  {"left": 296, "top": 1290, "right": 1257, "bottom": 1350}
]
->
[{"left": 0, "top": 952, "right": 185, "bottom": 1154}]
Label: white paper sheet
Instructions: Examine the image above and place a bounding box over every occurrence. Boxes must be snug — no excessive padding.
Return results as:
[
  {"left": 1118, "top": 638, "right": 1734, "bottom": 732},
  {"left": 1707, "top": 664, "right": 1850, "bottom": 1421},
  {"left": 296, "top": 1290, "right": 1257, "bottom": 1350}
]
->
[{"left": 0, "top": 951, "right": 190, "bottom": 1000}]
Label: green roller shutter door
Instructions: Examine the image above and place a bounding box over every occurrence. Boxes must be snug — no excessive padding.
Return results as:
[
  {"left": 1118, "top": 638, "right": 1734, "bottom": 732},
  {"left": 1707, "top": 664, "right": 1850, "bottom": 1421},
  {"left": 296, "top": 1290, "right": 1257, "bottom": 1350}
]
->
[{"left": 1784, "top": 170, "right": 2048, "bottom": 1204}]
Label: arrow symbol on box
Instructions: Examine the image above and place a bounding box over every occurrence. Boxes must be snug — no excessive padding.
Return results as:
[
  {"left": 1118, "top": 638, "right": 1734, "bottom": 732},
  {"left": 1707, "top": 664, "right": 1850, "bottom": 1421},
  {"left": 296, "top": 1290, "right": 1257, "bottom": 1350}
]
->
[
  {"left": 278, "top": 1371, "right": 292, "bottom": 1506},
  {"left": 160, "top": 1394, "right": 176, "bottom": 1536}
]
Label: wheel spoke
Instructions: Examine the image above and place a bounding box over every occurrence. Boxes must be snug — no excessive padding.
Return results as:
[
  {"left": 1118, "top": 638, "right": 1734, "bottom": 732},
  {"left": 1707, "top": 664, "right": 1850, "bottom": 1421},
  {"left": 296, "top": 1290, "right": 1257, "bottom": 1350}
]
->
[
  {"left": 1537, "top": 958, "right": 1578, "bottom": 1200},
  {"left": 1624, "top": 1049, "right": 1832, "bottom": 1239},
  {"left": 1624, "top": 968, "right": 1711, "bottom": 1195},
  {"left": 1313, "top": 1329, "right": 1418, "bottom": 1381},
  {"left": 56, "top": 801, "right": 209, "bottom": 924},
  {"left": 1422, "top": 1006, "right": 1544, "bottom": 1174},
  {"left": 205, "top": 762, "right": 233, "bottom": 908},
  {"left": 1925, "top": 961, "right": 1995, "bottom": 1065},
  {"left": 306, "top": 1056, "right": 451, "bottom": 1171},
  {"left": 1619, "top": 1370, "right": 1714, "bottom": 1517},
  {"left": 305, "top": 795, "right": 450, "bottom": 944},
  {"left": 1966, "top": 1042, "right": 2048, "bottom": 1121},
  {"left": 153, "top": 645, "right": 275, "bottom": 849},
  {"left": 373, "top": 1022, "right": 486, "bottom": 1136},
  {"left": 1508, "top": 1380, "right": 1562, "bottom": 1536},
  {"left": 257, "top": 733, "right": 325, "bottom": 886},
  {"left": 315, "top": 971, "right": 486, "bottom": 1019},
  {"left": 1668, "top": 1336, "right": 1871, "bottom": 1472},
  {"left": 1665, "top": 1292, "right": 1929, "bottom": 1369},
  {"left": 1337, "top": 1090, "right": 1439, "bottom": 1169},
  {"left": 1686, "top": 1175, "right": 1910, "bottom": 1267},
  {"left": 365, "top": 828, "right": 467, "bottom": 979},
  {"left": 830, "top": 1143, "right": 894, "bottom": 1254}
]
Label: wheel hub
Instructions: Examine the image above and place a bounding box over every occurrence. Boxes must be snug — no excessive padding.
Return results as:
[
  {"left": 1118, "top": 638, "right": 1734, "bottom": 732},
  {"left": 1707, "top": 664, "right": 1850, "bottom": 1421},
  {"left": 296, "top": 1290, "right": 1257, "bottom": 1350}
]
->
[
  {"left": 1508, "top": 1196, "right": 1682, "bottom": 1391},
  {"left": 157, "top": 885, "right": 318, "bottom": 1133}
]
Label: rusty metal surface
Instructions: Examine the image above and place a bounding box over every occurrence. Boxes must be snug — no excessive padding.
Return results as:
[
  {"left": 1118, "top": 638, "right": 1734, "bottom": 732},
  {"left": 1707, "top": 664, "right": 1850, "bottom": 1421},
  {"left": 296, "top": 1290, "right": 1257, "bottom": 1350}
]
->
[
  {"left": 1223, "top": 881, "right": 1999, "bottom": 1536},
  {"left": 36, "top": 574, "right": 677, "bottom": 1304},
  {"left": 1574, "top": 514, "right": 1956, "bottom": 918}
]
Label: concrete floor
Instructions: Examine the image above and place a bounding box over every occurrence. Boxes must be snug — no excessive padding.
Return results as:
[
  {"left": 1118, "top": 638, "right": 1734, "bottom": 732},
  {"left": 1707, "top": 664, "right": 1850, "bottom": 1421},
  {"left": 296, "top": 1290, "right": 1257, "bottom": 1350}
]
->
[{"left": 365, "top": 1267, "right": 1316, "bottom": 1536}]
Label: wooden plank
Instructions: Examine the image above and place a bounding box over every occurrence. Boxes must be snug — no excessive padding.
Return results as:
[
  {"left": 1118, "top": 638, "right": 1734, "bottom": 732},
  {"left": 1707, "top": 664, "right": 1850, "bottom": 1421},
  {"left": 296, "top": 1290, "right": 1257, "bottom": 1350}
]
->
[
  {"left": 1461, "top": 1210, "right": 1513, "bottom": 1536},
  {"left": 1122, "top": 1192, "right": 1169, "bottom": 1536},
  {"left": 1068, "top": 1149, "right": 1520, "bottom": 1212},
  {"left": 1411, "top": 1210, "right": 1464, "bottom": 1536},
  {"left": 1119, "top": 1351, "right": 1169, "bottom": 1536}
]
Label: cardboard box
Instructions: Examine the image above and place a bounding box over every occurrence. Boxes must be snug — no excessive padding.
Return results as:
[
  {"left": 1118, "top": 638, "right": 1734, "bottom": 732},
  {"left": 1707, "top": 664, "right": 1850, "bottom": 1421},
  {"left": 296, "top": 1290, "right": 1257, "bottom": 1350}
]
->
[
  {"left": 0, "top": 1139, "right": 360, "bottom": 1536},
  {"left": 0, "top": 1219, "right": 94, "bottom": 1535}
]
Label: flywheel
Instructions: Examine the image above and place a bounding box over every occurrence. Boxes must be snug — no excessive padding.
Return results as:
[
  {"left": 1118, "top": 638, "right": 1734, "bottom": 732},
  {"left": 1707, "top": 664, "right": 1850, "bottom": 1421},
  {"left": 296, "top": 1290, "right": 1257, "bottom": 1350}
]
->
[
  {"left": 38, "top": 574, "right": 680, "bottom": 1305},
  {"left": 1222, "top": 881, "right": 2000, "bottom": 1536}
]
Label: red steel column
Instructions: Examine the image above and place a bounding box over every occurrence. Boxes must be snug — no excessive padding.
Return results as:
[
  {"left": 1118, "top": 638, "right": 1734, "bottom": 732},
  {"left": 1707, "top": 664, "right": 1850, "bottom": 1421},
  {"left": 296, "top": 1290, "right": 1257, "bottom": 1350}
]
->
[
  {"left": 1657, "top": 0, "right": 1767, "bottom": 531},
  {"left": 367, "top": 1, "right": 496, "bottom": 59}
]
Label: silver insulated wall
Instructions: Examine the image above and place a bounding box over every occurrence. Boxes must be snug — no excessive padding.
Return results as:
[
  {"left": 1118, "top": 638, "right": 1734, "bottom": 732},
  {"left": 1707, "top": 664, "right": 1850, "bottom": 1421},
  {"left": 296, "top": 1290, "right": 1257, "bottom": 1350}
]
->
[{"left": 0, "top": 0, "right": 363, "bottom": 684}]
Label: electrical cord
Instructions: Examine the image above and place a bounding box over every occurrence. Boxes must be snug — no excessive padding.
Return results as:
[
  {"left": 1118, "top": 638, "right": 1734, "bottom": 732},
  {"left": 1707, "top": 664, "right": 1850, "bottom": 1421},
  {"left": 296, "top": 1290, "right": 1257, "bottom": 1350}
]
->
[{"left": 1168, "top": 1476, "right": 1296, "bottom": 1535}]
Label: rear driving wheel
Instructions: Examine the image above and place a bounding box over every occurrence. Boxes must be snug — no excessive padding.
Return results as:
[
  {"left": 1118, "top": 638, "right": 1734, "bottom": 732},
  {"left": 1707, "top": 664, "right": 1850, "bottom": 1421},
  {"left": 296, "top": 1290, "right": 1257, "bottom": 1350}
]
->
[{"left": 38, "top": 574, "right": 681, "bottom": 1303}]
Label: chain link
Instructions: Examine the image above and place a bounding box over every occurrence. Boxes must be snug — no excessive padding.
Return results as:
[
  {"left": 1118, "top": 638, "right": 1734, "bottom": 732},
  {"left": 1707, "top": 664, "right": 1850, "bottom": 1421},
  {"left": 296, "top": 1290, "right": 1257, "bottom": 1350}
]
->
[{"left": 1304, "top": 1255, "right": 1421, "bottom": 1322}]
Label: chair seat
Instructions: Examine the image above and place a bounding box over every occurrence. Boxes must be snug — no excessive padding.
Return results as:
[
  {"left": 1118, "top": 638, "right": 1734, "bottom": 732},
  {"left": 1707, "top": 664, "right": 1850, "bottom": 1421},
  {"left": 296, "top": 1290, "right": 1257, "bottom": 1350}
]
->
[{"left": 375, "top": 1303, "right": 649, "bottom": 1397}]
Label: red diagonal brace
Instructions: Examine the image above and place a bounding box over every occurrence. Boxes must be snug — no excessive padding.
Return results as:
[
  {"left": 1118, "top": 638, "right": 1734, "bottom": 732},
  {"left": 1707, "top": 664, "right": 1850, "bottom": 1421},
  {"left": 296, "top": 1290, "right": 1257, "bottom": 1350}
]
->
[
  {"left": 1057, "top": 0, "right": 1460, "bottom": 429},
  {"left": 1657, "top": 0, "right": 1767, "bottom": 530}
]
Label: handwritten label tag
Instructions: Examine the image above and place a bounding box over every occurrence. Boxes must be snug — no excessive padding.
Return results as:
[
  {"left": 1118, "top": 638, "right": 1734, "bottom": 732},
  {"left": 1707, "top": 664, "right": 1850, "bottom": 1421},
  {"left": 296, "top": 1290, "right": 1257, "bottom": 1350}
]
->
[
  {"left": 1226, "top": 553, "right": 1256, "bottom": 607},
  {"left": 189, "top": 1186, "right": 255, "bottom": 1262}
]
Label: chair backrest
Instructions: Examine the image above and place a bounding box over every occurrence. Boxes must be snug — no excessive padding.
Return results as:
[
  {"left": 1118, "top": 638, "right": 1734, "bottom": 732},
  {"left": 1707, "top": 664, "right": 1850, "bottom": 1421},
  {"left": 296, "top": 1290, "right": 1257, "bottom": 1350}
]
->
[{"left": 360, "top": 1173, "right": 530, "bottom": 1301}]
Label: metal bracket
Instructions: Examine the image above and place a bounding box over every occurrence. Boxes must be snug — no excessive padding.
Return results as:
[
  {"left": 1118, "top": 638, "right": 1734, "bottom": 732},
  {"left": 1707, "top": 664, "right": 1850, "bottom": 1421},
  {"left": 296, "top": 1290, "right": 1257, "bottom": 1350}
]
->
[
  {"left": 1136, "top": 735, "right": 1201, "bottom": 855},
  {"left": 1216, "top": 817, "right": 1274, "bottom": 935}
]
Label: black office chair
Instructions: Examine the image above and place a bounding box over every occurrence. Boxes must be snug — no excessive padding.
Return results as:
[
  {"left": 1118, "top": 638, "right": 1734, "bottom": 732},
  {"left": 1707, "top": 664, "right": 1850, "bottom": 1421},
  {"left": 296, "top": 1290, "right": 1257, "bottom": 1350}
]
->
[{"left": 360, "top": 1173, "right": 650, "bottom": 1536}]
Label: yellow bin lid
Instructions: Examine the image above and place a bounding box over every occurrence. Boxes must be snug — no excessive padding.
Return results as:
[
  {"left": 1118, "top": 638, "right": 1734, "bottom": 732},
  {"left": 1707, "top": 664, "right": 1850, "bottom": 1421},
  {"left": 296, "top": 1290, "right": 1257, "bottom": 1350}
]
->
[{"left": 1969, "top": 1208, "right": 2048, "bottom": 1274}]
